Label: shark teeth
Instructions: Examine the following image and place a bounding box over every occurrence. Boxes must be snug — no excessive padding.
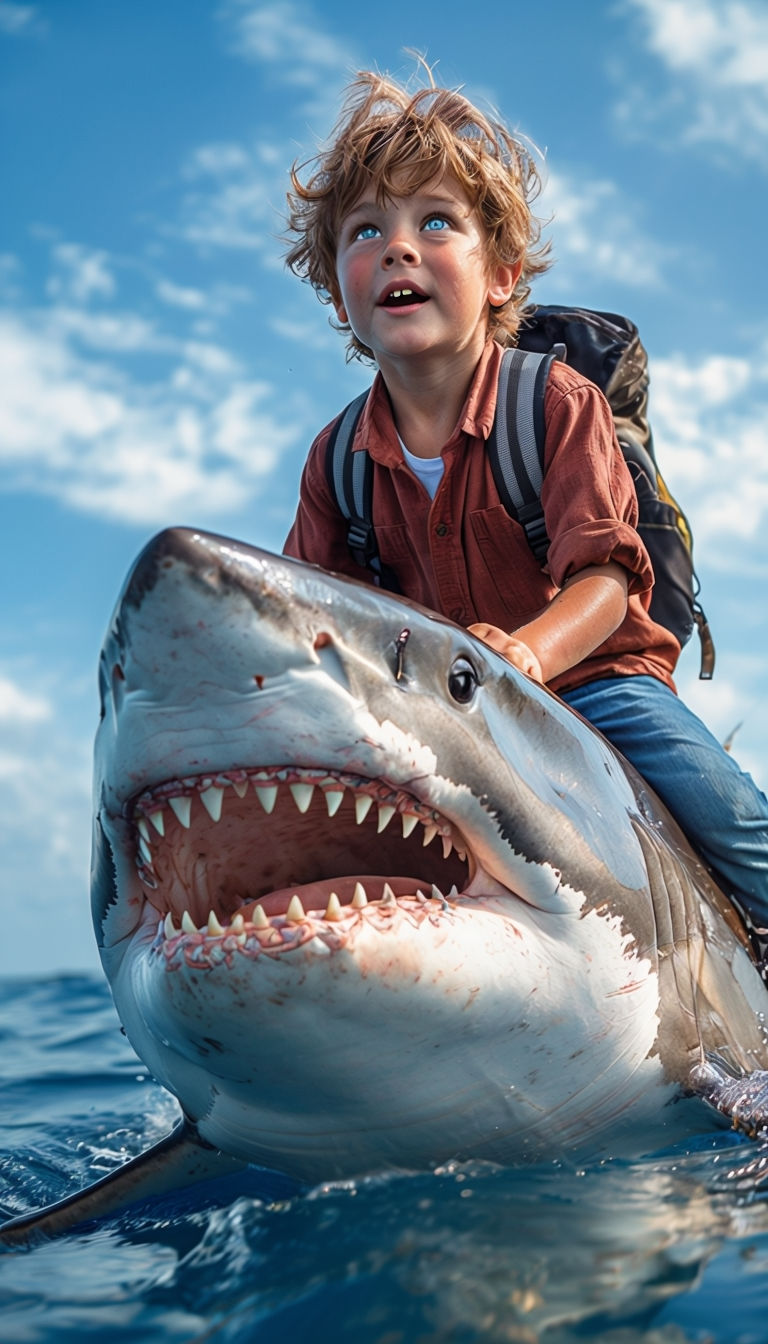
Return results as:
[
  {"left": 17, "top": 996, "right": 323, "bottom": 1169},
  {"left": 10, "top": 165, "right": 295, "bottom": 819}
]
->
[
  {"left": 355, "top": 794, "right": 374, "bottom": 824},
  {"left": 377, "top": 803, "right": 396, "bottom": 833},
  {"left": 254, "top": 782, "right": 278, "bottom": 813},
  {"left": 286, "top": 894, "right": 306, "bottom": 921},
  {"left": 325, "top": 790, "right": 344, "bottom": 817},
  {"left": 351, "top": 881, "right": 368, "bottom": 909},
  {"left": 132, "top": 766, "right": 470, "bottom": 922},
  {"left": 199, "top": 786, "right": 224, "bottom": 822},
  {"left": 158, "top": 878, "right": 458, "bottom": 957},
  {"left": 289, "top": 783, "right": 314, "bottom": 814},
  {"left": 169, "top": 795, "right": 191, "bottom": 829}
]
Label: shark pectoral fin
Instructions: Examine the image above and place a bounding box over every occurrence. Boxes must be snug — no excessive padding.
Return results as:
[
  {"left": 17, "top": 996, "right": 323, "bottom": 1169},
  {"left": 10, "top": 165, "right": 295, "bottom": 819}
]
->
[
  {"left": 690, "top": 1058, "right": 768, "bottom": 1138},
  {"left": 0, "top": 1119, "right": 248, "bottom": 1248}
]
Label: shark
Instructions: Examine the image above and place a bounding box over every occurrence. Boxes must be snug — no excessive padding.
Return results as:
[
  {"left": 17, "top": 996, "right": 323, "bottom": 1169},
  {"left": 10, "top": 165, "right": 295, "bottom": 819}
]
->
[{"left": 3, "top": 526, "right": 768, "bottom": 1244}]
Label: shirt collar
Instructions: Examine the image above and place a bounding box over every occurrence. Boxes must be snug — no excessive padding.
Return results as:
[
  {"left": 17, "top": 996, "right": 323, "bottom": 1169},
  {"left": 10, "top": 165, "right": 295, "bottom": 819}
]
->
[{"left": 353, "top": 338, "right": 506, "bottom": 463}]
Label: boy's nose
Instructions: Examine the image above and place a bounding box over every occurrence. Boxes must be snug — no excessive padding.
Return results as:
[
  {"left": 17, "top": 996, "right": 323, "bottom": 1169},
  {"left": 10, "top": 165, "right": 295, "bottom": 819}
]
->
[{"left": 383, "top": 237, "right": 420, "bottom": 267}]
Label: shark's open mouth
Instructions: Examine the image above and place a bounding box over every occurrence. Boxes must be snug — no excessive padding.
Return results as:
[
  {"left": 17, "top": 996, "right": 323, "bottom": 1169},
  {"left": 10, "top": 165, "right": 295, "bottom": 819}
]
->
[{"left": 132, "top": 765, "right": 472, "bottom": 947}]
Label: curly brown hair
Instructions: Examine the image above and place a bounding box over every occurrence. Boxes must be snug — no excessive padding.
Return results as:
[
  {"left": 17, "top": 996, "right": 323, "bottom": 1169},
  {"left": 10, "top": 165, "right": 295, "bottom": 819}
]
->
[{"left": 284, "top": 70, "right": 552, "bottom": 361}]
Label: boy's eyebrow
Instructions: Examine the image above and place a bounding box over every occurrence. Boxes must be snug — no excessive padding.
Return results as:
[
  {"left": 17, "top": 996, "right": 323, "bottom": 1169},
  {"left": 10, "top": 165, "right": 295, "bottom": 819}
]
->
[
  {"left": 419, "top": 194, "right": 468, "bottom": 214},
  {"left": 344, "top": 191, "right": 469, "bottom": 220}
]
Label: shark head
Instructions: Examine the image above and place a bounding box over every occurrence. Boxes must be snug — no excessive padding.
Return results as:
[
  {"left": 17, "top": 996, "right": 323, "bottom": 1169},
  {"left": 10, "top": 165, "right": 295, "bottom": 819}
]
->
[{"left": 91, "top": 528, "right": 768, "bottom": 1180}]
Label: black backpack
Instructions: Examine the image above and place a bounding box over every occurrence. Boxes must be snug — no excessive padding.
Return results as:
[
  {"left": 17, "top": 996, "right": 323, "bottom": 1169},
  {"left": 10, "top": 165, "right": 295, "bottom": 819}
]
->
[{"left": 325, "top": 305, "right": 715, "bottom": 679}]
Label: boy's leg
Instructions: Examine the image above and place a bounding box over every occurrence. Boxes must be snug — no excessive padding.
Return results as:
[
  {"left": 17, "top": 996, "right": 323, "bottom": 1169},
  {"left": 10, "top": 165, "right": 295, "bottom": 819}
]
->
[{"left": 561, "top": 675, "right": 768, "bottom": 929}]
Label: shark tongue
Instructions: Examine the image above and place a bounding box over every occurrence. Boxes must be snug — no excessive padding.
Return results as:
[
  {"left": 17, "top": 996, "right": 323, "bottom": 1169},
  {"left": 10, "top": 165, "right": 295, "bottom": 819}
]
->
[{"left": 239, "top": 874, "right": 429, "bottom": 920}]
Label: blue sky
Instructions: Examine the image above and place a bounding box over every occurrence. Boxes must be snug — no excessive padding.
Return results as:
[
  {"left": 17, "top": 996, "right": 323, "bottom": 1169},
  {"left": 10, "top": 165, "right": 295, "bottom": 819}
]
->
[{"left": 1, "top": 0, "right": 767, "bottom": 977}]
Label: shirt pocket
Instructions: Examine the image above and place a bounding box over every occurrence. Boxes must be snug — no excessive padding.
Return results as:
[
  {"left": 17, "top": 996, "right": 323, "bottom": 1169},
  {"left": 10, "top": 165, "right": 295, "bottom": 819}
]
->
[{"left": 468, "top": 506, "right": 556, "bottom": 626}]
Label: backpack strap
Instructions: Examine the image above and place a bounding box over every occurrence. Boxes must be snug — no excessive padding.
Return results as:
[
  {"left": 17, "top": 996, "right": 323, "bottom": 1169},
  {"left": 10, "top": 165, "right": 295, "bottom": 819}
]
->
[
  {"left": 325, "top": 388, "right": 401, "bottom": 590},
  {"left": 486, "top": 346, "right": 559, "bottom": 563}
]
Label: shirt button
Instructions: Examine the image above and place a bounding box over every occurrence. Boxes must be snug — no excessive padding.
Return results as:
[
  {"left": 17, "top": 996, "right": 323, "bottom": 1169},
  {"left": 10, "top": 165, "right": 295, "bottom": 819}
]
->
[{"left": 435, "top": 523, "right": 448, "bottom": 536}]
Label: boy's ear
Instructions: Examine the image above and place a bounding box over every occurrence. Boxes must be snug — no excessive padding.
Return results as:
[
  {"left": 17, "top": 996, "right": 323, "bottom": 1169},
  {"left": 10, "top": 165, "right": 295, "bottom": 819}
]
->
[
  {"left": 487, "top": 259, "right": 523, "bottom": 307},
  {"left": 329, "top": 279, "right": 348, "bottom": 325}
]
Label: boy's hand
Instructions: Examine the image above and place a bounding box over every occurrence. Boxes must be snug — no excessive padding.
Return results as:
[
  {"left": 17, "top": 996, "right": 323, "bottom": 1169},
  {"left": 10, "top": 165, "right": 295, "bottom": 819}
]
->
[{"left": 468, "top": 623, "right": 543, "bottom": 682}]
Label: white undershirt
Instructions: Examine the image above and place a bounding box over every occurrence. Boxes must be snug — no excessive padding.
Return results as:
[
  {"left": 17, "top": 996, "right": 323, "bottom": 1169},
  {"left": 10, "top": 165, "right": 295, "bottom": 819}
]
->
[{"left": 399, "top": 436, "right": 445, "bottom": 499}]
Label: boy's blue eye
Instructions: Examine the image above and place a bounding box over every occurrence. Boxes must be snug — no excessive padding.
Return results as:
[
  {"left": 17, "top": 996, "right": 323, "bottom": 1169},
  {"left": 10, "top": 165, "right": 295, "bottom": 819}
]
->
[
  {"left": 423, "top": 216, "right": 450, "bottom": 232},
  {"left": 353, "top": 224, "right": 380, "bottom": 241}
]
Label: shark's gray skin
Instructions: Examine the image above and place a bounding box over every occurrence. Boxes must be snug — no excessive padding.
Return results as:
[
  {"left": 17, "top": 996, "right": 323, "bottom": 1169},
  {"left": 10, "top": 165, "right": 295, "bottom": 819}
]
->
[{"left": 4, "top": 527, "right": 768, "bottom": 1245}]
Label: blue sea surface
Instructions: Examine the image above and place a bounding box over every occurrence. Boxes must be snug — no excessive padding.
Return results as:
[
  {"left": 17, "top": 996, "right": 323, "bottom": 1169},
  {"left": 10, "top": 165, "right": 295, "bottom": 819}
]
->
[{"left": 2, "top": 974, "right": 768, "bottom": 1343}]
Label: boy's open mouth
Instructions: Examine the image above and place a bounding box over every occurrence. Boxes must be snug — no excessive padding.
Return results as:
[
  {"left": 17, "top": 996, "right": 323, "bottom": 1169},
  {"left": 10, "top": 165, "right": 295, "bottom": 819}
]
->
[{"left": 379, "top": 286, "right": 429, "bottom": 308}]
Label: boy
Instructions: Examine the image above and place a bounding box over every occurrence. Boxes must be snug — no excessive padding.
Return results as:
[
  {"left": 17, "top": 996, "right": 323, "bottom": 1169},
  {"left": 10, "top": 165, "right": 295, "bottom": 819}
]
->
[{"left": 283, "top": 69, "right": 768, "bottom": 934}]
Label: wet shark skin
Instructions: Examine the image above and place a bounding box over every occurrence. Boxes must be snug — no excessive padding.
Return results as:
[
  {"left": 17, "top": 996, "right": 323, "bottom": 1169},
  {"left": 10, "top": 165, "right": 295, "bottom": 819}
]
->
[
  {"left": 5, "top": 526, "right": 768, "bottom": 1246},
  {"left": 86, "top": 528, "right": 768, "bottom": 1182}
]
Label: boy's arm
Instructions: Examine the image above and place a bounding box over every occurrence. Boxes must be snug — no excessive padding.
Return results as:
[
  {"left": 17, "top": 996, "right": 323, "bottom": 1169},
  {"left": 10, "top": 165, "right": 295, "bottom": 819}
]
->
[{"left": 469, "top": 560, "right": 628, "bottom": 684}]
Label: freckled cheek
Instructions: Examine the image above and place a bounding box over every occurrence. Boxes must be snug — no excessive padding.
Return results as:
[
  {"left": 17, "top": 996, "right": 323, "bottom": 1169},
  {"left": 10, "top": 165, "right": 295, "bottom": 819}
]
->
[{"left": 337, "top": 254, "right": 373, "bottom": 310}]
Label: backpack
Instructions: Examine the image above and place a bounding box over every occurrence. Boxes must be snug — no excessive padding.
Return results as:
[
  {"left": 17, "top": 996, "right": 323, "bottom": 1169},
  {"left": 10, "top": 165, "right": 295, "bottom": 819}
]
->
[{"left": 325, "top": 304, "right": 715, "bottom": 679}]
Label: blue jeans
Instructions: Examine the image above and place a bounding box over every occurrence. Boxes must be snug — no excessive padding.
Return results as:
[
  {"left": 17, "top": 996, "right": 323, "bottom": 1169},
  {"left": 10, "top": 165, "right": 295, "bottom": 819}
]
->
[{"left": 561, "top": 676, "right": 768, "bottom": 929}]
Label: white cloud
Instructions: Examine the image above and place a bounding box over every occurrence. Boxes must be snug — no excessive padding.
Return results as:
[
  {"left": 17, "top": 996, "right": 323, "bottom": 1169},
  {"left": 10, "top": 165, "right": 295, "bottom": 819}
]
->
[
  {"left": 186, "top": 10, "right": 396, "bottom": 256},
  {"left": 156, "top": 279, "right": 208, "bottom": 310},
  {"left": 0, "top": 293, "right": 299, "bottom": 526},
  {"left": 620, "top": 0, "right": 768, "bottom": 168},
  {"left": 47, "top": 243, "right": 116, "bottom": 304},
  {"left": 539, "top": 169, "right": 670, "bottom": 289},
  {"left": 0, "top": 253, "right": 21, "bottom": 299},
  {"left": 0, "top": 675, "right": 52, "bottom": 723},
  {"left": 186, "top": 142, "right": 252, "bottom": 176},
  {"left": 220, "top": 1, "right": 356, "bottom": 87},
  {"left": 648, "top": 342, "right": 768, "bottom": 551},
  {"left": 0, "top": 712, "right": 98, "bottom": 971},
  {"left": 269, "top": 314, "right": 340, "bottom": 351},
  {"left": 0, "top": 3, "right": 41, "bottom": 36},
  {"left": 179, "top": 139, "right": 285, "bottom": 251},
  {"left": 0, "top": 661, "right": 93, "bottom": 940},
  {"left": 51, "top": 305, "right": 161, "bottom": 353},
  {"left": 629, "top": 0, "right": 768, "bottom": 86},
  {"left": 181, "top": 339, "right": 241, "bottom": 377},
  {"left": 678, "top": 659, "right": 768, "bottom": 792}
]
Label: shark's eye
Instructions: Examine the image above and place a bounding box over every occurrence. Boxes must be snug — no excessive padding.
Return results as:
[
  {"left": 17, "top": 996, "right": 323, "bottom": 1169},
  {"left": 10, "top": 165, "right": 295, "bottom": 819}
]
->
[{"left": 448, "top": 656, "right": 479, "bottom": 704}]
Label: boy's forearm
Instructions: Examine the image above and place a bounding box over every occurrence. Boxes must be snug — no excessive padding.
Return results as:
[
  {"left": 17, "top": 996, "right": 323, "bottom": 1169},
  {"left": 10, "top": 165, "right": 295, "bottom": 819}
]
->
[{"left": 469, "top": 562, "right": 629, "bottom": 684}]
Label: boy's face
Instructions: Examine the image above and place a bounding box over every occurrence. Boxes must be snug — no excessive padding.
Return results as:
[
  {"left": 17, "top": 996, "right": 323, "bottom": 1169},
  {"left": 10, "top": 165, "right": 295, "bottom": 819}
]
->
[{"left": 333, "top": 173, "right": 519, "bottom": 371}]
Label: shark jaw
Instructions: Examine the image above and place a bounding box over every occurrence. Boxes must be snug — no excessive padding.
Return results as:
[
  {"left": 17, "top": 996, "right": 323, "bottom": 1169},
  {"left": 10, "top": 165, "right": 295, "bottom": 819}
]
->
[
  {"left": 96, "top": 526, "right": 580, "bottom": 963},
  {"left": 125, "top": 746, "right": 570, "bottom": 969},
  {"left": 132, "top": 763, "right": 472, "bottom": 937},
  {"left": 83, "top": 527, "right": 768, "bottom": 1187}
]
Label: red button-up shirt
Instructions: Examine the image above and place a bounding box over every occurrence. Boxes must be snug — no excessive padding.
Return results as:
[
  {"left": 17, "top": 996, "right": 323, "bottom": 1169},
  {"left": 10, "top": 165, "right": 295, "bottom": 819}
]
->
[{"left": 284, "top": 339, "right": 679, "bottom": 695}]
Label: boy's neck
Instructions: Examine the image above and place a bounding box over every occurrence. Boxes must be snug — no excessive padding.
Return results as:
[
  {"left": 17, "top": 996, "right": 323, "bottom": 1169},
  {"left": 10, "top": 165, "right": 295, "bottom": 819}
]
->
[{"left": 377, "top": 340, "right": 488, "bottom": 459}]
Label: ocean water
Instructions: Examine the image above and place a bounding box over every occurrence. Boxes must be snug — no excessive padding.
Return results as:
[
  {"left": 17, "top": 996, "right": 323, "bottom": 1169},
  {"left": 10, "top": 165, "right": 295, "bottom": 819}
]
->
[{"left": 2, "top": 975, "right": 768, "bottom": 1343}]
